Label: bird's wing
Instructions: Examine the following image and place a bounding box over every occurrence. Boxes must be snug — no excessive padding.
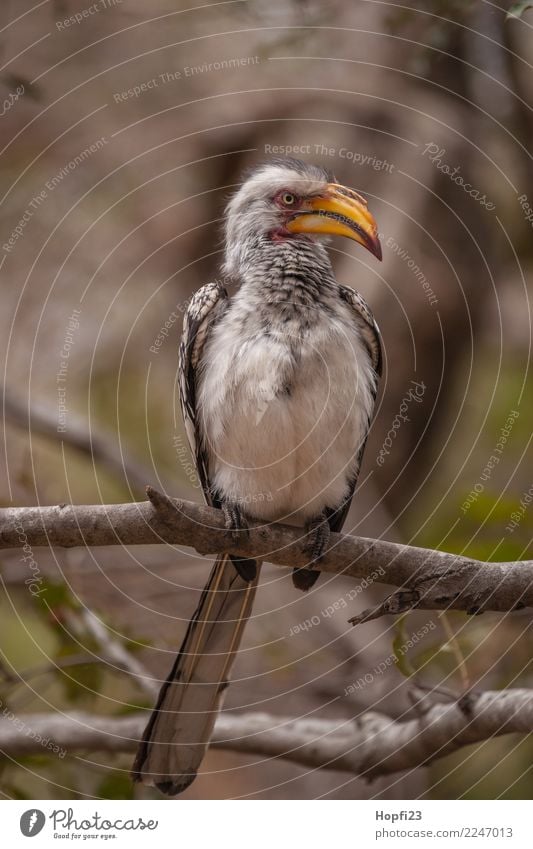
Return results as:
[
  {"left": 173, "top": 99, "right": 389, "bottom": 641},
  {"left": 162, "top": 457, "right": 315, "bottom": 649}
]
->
[
  {"left": 339, "top": 284, "right": 383, "bottom": 381},
  {"left": 178, "top": 281, "right": 229, "bottom": 506},
  {"left": 326, "top": 284, "right": 383, "bottom": 533}
]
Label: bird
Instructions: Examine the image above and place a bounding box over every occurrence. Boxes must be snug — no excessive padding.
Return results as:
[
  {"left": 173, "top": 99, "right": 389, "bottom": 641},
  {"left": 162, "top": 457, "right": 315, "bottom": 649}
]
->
[{"left": 132, "top": 157, "right": 382, "bottom": 795}]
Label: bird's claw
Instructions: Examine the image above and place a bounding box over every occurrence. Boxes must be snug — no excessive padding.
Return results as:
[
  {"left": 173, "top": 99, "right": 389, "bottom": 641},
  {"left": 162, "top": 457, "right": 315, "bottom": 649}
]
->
[
  {"left": 292, "top": 517, "right": 330, "bottom": 591},
  {"left": 222, "top": 502, "right": 250, "bottom": 544},
  {"left": 302, "top": 517, "right": 331, "bottom": 565},
  {"left": 222, "top": 502, "right": 256, "bottom": 582}
]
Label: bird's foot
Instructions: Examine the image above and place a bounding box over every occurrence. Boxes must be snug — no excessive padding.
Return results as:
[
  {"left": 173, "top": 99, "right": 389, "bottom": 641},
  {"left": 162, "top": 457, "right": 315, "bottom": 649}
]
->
[
  {"left": 292, "top": 516, "right": 330, "bottom": 591},
  {"left": 222, "top": 502, "right": 257, "bottom": 582},
  {"left": 222, "top": 501, "right": 249, "bottom": 544},
  {"left": 302, "top": 516, "right": 331, "bottom": 563}
]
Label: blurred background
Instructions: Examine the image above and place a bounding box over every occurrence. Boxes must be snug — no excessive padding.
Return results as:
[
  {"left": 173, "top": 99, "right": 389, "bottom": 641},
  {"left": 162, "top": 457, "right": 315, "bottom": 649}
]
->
[{"left": 0, "top": 0, "right": 532, "bottom": 800}]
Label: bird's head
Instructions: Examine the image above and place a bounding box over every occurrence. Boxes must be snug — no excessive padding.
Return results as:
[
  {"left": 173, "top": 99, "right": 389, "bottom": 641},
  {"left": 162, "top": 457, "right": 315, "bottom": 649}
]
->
[{"left": 223, "top": 157, "right": 381, "bottom": 276}]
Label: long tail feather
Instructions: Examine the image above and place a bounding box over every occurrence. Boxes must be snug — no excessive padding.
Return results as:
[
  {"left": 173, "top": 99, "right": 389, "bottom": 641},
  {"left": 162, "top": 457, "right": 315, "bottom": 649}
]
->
[{"left": 132, "top": 554, "right": 259, "bottom": 795}]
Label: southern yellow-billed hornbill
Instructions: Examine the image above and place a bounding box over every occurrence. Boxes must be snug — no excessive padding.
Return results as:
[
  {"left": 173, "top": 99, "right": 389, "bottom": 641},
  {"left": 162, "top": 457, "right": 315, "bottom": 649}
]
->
[{"left": 133, "top": 158, "right": 382, "bottom": 795}]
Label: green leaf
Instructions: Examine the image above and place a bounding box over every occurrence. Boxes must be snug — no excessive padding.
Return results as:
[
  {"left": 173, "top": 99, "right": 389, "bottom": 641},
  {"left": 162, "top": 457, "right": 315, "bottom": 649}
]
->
[
  {"left": 392, "top": 614, "right": 417, "bottom": 678},
  {"left": 412, "top": 640, "right": 460, "bottom": 675},
  {"left": 507, "top": 2, "right": 533, "bottom": 19}
]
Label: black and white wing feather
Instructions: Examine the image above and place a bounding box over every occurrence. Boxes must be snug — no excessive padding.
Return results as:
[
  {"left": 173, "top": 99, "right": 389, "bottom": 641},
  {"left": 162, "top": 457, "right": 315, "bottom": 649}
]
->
[
  {"left": 339, "top": 283, "right": 382, "bottom": 383},
  {"left": 178, "top": 281, "right": 228, "bottom": 506},
  {"left": 326, "top": 284, "right": 382, "bottom": 533}
]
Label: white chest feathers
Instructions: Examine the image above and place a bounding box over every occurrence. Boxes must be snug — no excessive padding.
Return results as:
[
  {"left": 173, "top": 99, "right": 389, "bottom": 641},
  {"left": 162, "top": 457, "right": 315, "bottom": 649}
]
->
[{"left": 197, "top": 305, "right": 376, "bottom": 525}]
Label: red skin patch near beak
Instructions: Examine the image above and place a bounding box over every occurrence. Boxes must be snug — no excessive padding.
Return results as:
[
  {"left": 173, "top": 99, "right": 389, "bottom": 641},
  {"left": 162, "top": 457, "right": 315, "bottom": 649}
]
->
[{"left": 269, "top": 226, "right": 314, "bottom": 243}]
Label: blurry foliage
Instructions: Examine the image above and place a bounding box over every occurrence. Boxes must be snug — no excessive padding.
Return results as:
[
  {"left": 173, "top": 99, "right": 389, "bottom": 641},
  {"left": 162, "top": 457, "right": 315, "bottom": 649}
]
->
[
  {"left": 0, "top": 580, "right": 152, "bottom": 798},
  {"left": 393, "top": 614, "right": 418, "bottom": 678},
  {"left": 430, "top": 735, "right": 533, "bottom": 799},
  {"left": 507, "top": 2, "right": 533, "bottom": 19},
  {"left": 412, "top": 350, "right": 532, "bottom": 565},
  {"left": 97, "top": 771, "right": 136, "bottom": 800}
]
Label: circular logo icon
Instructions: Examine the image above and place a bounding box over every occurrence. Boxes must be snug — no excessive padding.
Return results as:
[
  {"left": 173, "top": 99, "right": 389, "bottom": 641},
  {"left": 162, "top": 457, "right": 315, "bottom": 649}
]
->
[{"left": 20, "top": 810, "right": 46, "bottom": 837}]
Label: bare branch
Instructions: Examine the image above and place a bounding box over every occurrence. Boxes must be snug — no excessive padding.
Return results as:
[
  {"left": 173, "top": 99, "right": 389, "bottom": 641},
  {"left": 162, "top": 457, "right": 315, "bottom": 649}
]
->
[
  {"left": 1, "top": 488, "right": 531, "bottom": 619},
  {"left": 1, "top": 689, "right": 533, "bottom": 779}
]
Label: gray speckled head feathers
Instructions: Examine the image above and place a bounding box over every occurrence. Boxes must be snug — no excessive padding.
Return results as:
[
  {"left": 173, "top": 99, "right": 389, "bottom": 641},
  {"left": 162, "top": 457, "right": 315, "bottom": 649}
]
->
[{"left": 223, "top": 158, "right": 335, "bottom": 278}]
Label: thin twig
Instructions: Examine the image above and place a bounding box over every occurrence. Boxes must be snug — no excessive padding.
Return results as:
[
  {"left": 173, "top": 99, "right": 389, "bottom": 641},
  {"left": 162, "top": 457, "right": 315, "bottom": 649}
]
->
[{"left": 63, "top": 608, "right": 158, "bottom": 700}]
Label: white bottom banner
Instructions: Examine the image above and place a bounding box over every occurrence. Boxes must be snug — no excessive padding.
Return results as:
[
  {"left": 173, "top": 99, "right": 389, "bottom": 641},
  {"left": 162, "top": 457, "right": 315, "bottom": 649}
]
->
[{"left": 2, "top": 799, "right": 530, "bottom": 847}]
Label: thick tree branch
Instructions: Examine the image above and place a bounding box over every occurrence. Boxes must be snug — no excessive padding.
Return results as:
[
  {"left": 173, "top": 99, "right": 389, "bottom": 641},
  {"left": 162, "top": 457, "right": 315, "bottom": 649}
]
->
[
  {"left": 1, "top": 488, "right": 532, "bottom": 619},
  {"left": 1, "top": 689, "right": 533, "bottom": 779}
]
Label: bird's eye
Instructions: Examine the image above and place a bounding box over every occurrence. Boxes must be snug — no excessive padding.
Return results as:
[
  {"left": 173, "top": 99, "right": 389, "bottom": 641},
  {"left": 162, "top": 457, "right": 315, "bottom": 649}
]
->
[{"left": 282, "top": 192, "right": 296, "bottom": 206}]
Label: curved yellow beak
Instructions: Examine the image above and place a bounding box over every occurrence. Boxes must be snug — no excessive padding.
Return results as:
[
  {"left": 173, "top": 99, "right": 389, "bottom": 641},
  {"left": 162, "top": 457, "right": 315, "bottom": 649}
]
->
[{"left": 286, "top": 183, "right": 382, "bottom": 260}]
